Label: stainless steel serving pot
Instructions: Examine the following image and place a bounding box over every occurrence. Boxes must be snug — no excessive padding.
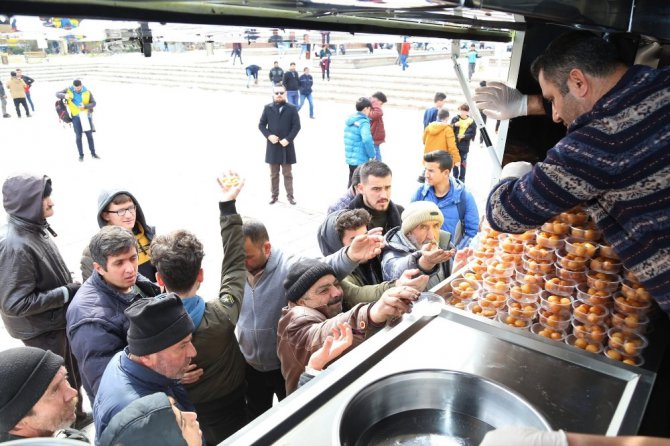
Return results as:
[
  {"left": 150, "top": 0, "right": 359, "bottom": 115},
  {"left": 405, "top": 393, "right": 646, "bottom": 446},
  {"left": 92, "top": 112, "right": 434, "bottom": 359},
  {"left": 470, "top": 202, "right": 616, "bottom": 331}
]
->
[{"left": 337, "top": 369, "right": 551, "bottom": 446}]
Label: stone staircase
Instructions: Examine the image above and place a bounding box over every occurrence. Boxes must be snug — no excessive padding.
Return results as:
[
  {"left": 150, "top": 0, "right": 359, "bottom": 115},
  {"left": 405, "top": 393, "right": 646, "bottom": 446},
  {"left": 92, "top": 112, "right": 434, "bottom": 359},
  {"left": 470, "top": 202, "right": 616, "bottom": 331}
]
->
[{"left": 3, "top": 50, "right": 505, "bottom": 111}]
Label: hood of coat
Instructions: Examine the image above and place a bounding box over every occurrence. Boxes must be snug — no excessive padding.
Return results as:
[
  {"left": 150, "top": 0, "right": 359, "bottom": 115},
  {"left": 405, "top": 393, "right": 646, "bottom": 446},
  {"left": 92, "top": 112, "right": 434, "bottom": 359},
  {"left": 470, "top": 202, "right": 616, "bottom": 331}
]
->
[
  {"left": 2, "top": 174, "right": 50, "bottom": 223},
  {"left": 383, "top": 226, "right": 418, "bottom": 253},
  {"left": 345, "top": 112, "right": 369, "bottom": 128},
  {"left": 425, "top": 121, "right": 451, "bottom": 135},
  {"left": 96, "top": 188, "right": 152, "bottom": 236},
  {"left": 317, "top": 210, "right": 346, "bottom": 257},
  {"left": 98, "top": 392, "right": 187, "bottom": 446}
]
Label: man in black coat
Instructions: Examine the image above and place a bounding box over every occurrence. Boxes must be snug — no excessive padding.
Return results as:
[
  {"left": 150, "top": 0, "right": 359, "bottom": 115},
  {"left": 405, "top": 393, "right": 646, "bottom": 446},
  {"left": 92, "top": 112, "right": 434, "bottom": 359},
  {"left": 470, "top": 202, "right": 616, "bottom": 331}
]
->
[{"left": 258, "top": 84, "right": 302, "bottom": 205}]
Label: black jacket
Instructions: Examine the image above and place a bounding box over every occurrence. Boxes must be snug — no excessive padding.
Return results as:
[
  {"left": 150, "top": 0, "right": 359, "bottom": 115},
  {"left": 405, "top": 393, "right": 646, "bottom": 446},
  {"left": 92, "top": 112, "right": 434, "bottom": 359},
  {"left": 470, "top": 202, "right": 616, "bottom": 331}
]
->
[
  {"left": 269, "top": 66, "right": 284, "bottom": 83},
  {"left": 0, "top": 175, "right": 73, "bottom": 340},
  {"left": 258, "top": 101, "right": 301, "bottom": 164},
  {"left": 282, "top": 69, "right": 300, "bottom": 91}
]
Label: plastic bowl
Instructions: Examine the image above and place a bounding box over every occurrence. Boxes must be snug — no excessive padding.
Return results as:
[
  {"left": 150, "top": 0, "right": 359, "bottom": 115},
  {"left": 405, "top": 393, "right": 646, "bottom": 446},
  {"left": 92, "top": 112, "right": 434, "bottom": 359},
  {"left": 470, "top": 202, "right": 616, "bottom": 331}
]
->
[
  {"left": 524, "top": 242, "right": 556, "bottom": 262},
  {"left": 498, "top": 234, "right": 525, "bottom": 254},
  {"left": 611, "top": 311, "right": 650, "bottom": 334},
  {"left": 482, "top": 274, "right": 512, "bottom": 294},
  {"left": 539, "top": 291, "right": 573, "bottom": 315},
  {"left": 564, "top": 237, "right": 598, "bottom": 258},
  {"left": 575, "top": 283, "right": 612, "bottom": 306},
  {"left": 571, "top": 320, "right": 607, "bottom": 344},
  {"left": 497, "top": 311, "right": 532, "bottom": 329},
  {"left": 570, "top": 225, "right": 602, "bottom": 241},
  {"left": 613, "top": 292, "right": 652, "bottom": 317},
  {"left": 559, "top": 210, "right": 589, "bottom": 226},
  {"left": 541, "top": 220, "right": 571, "bottom": 235},
  {"left": 531, "top": 323, "right": 567, "bottom": 341},
  {"left": 522, "top": 255, "right": 555, "bottom": 275},
  {"left": 515, "top": 268, "right": 546, "bottom": 288},
  {"left": 572, "top": 301, "right": 609, "bottom": 325},
  {"left": 590, "top": 256, "right": 622, "bottom": 275},
  {"left": 450, "top": 278, "right": 481, "bottom": 300},
  {"left": 586, "top": 271, "right": 621, "bottom": 293},
  {"left": 565, "top": 334, "right": 603, "bottom": 354},
  {"left": 544, "top": 276, "right": 577, "bottom": 297},
  {"left": 607, "top": 328, "right": 649, "bottom": 356},
  {"left": 509, "top": 283, "right": 542, "bottom": 302},
  {"left": 538, "top": 309, "right": 571, "bottom": 331},
  {"left": 604, "top": 347, "right": 645, "bottom": 366},
  {"left": 467, "top": 301, "right": 498, "bottom": 319},
  {"left": 485, "top": 258, "right": 516, "bottom": 278},
  {"left": 556, "top": 249, "right": 589, "bottom": 271},
  {"left": 536, "top": 230, "right": 566, "bottom": 250},
  {"left": 479, "top": 291, "right": 508, "bottom": 310},
  {"left": 554, "top": 264, "right": 587, "bottom": 283},
  {"left": 620, "top": 280, "right": 652, "bottom": 303},
  {"left": 598, "top": 244, "right": 620, "bottom": 260},
  {"left": 507, "top": 299, "right": 539, "bottom": 319}
]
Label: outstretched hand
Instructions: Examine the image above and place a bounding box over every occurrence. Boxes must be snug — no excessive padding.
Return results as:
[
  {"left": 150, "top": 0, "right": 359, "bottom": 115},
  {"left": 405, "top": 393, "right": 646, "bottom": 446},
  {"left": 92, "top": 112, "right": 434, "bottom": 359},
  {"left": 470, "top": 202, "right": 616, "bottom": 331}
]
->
[
  {"left": 307, "top": 322, "right": 354, "bottom": 371},
  {"left": 369, "top": 286, "right": 420, "bottom": 324},
  {"left": 395, "top": 268, "right": 429, "bottom": 291},
  {"left": 347, "top": 232, "right": 385, "bottom": 263},
  {"left": 473, "top": 81, "right": 528, "bottom": 120},
  {"left": 217, "top": 171, "right": 245, "bottom": 201}
]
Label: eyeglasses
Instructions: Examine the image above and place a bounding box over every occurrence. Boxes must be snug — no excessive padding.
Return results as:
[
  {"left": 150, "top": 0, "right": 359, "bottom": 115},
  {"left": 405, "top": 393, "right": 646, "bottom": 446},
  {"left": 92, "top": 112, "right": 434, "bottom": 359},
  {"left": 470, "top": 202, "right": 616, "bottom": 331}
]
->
[
  {"left": 274, "top": 91, "right": 286, "bottom": 95},
  {"left": 105, "top": 205, "right": 137, "bottom": 217}
]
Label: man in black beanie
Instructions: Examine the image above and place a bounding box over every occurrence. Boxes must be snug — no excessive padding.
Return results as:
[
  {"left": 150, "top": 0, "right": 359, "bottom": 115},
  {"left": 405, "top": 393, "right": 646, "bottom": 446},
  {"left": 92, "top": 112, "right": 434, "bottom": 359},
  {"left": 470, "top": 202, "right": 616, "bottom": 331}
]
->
[
  {"left": 0, "top": 174, "right": 88, "bottom": 427},
  {"left": 0, "top": 346, "right": 89, "bottom": 443},
  {"left": 277, "top": 258, "right": 421, "bottom": 394},
  {"left": 93, "top": 294, "right": 197, "bottom": 441}
]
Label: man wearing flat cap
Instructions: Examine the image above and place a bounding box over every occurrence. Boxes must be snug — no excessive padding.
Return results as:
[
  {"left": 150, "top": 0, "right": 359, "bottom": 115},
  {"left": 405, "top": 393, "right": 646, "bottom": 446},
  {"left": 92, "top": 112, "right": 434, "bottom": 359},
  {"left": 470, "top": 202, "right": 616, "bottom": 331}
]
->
[
  {"left": 277, "top": 258, "right": 421, "bottom": 394},
  {"left": 0, "top": 346, "right": 89, "bottom": 443},
  {"left": 382, "top": 201, "right": 471, "bottom": 290},
  {"left": 93, "top": 294, "right": 197, "bottom": 441}
]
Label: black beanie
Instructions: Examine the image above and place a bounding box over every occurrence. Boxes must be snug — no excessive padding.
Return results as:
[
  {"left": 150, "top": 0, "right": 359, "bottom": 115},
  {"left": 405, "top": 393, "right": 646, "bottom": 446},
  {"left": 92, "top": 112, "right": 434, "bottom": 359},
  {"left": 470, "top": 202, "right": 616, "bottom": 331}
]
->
[
  {"left": 0, "top": 347, "right": 64, "bottom": 433},
  {"left": 43, "top": 177, "right": 52, "bottom": 198},
  {"left": 284, "top": 258, "right": 336, "bottom": 302},
  {"left": 125, "top": 294, "right": 195, "bottom": 356}
]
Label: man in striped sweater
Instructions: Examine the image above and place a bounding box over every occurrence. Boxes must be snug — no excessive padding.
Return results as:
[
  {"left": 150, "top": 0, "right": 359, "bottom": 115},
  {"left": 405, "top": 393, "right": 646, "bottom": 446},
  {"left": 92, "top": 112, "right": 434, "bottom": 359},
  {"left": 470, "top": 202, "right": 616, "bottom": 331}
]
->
[{"left": 482, "top": 31, "right": 670, "bottom": 316}]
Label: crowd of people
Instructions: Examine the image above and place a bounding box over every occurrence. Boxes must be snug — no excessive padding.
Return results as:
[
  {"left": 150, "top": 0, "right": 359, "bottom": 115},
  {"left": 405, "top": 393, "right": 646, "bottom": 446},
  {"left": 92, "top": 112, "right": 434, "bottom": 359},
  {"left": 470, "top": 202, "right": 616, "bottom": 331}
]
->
[{"left": 0, "top": 29, "right": 669, "bottom": 446}]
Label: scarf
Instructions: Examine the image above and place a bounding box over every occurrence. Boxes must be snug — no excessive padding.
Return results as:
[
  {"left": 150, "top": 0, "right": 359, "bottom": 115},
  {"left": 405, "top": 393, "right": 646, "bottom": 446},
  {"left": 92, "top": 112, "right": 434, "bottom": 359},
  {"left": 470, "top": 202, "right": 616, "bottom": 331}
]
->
[{"left": 182, "top": 295, "right": 206, "bottom": 329}]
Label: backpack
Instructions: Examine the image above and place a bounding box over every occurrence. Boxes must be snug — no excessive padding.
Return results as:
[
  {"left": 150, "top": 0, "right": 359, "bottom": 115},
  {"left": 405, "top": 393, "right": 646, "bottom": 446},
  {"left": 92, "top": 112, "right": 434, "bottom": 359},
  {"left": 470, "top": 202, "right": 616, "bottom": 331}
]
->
[{"left": 55, "top": 98, "right": 72, "bottom": 124}]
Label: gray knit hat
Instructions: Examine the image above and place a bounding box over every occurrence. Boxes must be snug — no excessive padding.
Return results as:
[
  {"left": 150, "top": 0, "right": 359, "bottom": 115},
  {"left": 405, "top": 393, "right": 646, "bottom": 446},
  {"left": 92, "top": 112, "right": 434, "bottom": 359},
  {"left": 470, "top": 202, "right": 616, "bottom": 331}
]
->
[
  {"left": 0, "top": 347, "right": 64, "bottom": 433},
  {"left": 125, "top": 294, "right": 195, "bottom": 356},
  {"left": 284, "top": 258, "right": 336, "bottom": 302},
  {"left": 401, "top": 201, "right": 444, "bottom": 235}
]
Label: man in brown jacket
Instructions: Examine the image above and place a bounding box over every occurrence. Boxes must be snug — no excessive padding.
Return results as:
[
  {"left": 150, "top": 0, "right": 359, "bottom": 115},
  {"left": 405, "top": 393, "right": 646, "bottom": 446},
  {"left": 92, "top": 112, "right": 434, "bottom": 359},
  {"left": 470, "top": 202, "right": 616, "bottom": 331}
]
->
[
  {"left": 148, "top": 174, "right": 248, "bottom": 444},
  {"left": 369, "top": 91, "right": 387, "bottom": 161},
  {"left": 5, "top": 71, "right": 30, "bottom": 118},
  {"left": 277, "top": 258, "right": 420, "bottom": 394}
]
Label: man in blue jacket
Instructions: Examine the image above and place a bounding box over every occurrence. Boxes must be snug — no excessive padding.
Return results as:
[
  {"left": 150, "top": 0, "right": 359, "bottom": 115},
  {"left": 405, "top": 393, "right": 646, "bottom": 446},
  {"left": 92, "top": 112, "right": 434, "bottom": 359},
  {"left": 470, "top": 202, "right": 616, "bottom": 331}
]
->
[
  {"left": 411, "top": 150, "right": 479, "bottom": 249},
  {"left": 344, "top": 97, "right": 374, "bottom": 186}
]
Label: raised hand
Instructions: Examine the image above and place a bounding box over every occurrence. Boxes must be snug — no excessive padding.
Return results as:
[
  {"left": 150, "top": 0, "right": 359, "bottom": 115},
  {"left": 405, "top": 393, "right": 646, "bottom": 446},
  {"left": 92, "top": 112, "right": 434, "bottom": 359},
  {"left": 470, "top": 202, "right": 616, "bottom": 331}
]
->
[
  {"left": 217, "top": 171, "right": 245, "bottom": 202},
  {"left": 307, "top": 322, "right": 354, "bottom": 371}
]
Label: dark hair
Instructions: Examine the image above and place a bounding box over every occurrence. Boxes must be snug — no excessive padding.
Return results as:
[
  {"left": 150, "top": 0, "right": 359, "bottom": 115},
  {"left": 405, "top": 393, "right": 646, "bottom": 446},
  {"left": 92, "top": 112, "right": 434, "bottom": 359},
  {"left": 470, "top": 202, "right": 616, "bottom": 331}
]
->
[
  {"left": 359, "top": 160, "right": 392, "bottom": 184},
  {"left": 335, "top": 209, "right": 371, "bottom": 241},
  {"left": 372, "top": 91, "right": 387, "bottom": 103},
  {"left": 242, "top": 218, "right": 269, "bottom": 245},
  {"left": 458, "top": 103, "right": 469, "bottom": 112},
  {"left": 290, "top": 62, "right": 296, "bottom": 66},
  {"left": 356, "top": 97, "right": 372, "bottom": 111},
  {"left": 109, "top": 193, "right": 133, "bottom": 207},
  {"left": 10, "top": 71, "right": 16, "bottom": 77},
  {"left": 150, "top": 230, "right": 204, "bottom": 295},
  {"left": 89, "top": 226, "right": 138, "bottom": 269},
  {"left": 73, "top": 79, "right": 82, "bottom": 87},
  {"left": 350, "top": 165, "right": 362, "bottom": 188},
  {"left": 433, "top": 92, "right": 446, "bottom": 103},
  {"left": 531, "top": 31, "right": 621, "bottom": 95},
  {"left": 424, "top": 150, "right": 454, "bottom": 171},
  {"left": 479, "top": 81, "right": 487, "bottom": 87},
  {"left": 437, "top": 108, "right": 450, "bottom": 121}
]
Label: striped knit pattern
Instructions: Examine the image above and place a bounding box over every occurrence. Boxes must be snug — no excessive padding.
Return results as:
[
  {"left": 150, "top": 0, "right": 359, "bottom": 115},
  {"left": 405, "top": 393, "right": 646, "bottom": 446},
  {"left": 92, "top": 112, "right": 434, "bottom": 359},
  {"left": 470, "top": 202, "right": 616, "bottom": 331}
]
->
[{"left": 487, "top": 65, "right": 670, "bottom": 315}]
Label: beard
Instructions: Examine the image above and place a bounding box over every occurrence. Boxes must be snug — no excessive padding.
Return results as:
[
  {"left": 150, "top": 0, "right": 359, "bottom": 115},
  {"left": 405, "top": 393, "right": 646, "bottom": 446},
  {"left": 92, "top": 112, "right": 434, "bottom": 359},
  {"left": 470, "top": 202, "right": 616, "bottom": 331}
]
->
[
  {"left": 274, "top": 97, "right": 286, "bottom": 105},
  {"left": 406, "top": 233, "right": 424, "bottom": 250}
]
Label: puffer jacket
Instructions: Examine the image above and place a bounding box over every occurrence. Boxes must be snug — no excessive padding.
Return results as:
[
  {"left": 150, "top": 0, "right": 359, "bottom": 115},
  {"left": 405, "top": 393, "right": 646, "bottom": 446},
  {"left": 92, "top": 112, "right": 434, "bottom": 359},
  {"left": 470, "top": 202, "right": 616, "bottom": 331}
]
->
[
  {"left": 0, "top": 174, "right": 73, "bottom": 340},
  {"left": 381, "top": 226, "right": 452, "bottom": 290},
  {"left": 66, "top": 271, "right": 160, "bottom": 403},
  {"left": 277, "top": 301, "right": 383, "bottom": 395},
  {"left": 344, "top": 112, "right": 374, "bottom": 166},
  {"left": 80, "top": 188, "right": 156, "bottom": 281},
  {"left": 422, "top": 122, "right": 461, "bottom": 164},
  {"left": 99, "top": 392, "right": 186, "bottom": 446}
]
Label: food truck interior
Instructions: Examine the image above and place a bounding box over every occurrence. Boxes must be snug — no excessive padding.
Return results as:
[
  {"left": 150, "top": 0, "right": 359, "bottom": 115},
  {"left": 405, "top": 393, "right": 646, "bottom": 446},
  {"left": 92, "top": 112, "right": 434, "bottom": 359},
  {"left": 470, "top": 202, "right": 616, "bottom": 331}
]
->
[{"left": 2, "top": 1, "right": 668, "bottom": 444}]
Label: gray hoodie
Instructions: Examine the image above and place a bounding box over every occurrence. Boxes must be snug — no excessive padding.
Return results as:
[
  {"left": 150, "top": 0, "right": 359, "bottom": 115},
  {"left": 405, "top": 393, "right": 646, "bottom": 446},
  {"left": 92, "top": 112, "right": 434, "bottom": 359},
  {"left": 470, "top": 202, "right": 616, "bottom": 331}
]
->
[{"left": 80, "top": 188, "right": 156, "bottom": 281}]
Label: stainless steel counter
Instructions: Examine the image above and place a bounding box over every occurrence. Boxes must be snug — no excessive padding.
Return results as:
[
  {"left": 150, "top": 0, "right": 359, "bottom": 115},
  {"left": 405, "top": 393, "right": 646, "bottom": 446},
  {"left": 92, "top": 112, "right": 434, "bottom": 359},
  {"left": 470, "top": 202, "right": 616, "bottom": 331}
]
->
[{"left": 224, "top": 306, "right": 655, "bottom": 445}]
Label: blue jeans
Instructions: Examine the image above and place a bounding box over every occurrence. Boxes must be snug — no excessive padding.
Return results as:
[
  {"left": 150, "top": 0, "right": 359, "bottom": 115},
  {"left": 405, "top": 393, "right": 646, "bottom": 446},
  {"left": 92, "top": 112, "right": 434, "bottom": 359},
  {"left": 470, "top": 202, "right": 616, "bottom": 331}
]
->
[
  {"left": 298, "top": 93, "right": 314, "bottom": 117},
  {"left": 26, "top": 91, "right": 35, "bottom": 111},
  {"left": 400, "top": 54, "right": 409, "bottom": 70},
  {"left": 72, "top": 114, "right": 95, "bottom": 157},
  {"left": 287, "top": 90, "right": 300, "bottom": 107},
  {"left": 373, "top": 144, "right": 382, "bottom": 161}
]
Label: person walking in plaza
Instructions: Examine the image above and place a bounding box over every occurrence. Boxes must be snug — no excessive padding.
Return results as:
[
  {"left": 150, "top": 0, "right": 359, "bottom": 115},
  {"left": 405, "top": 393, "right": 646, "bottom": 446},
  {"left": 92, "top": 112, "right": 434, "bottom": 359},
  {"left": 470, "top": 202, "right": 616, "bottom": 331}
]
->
[
  {"left": 6, "top": 71, "right": 30, "bottom": 118},
  {"left": 268, "top": 61, "right": 284, "bottom": 85},
  {"left": 423, "top": 92, "right": 447, "bottom": 128},
  {"left": 423, "top": 108, "right": 460, "bottom": 170},
  {"left": 230, "top": 42, "right": 243, "bottom": 65},
  {"left": 56, "top": 79, "right": 99, "bottom": 162},
  {"left": 16, "top": 69, "right": 35, "bottom": 112},
  {"left": 282, "top": 62, "right": 301, "bottom": 107},
  {"left": 467, "top": 43, "right": 479, "bottom": 80},
  {"left": 258, "top": 83, "right": 301, "bottom": 205},
  {"left": 245, "top": 64, "right": 261, "bottom": 88},
  {"left": 0, "top": 80, "right": 10, "bottom": 118},
  {"left": 369, "top": 91, "right": 387, "bottom": 161},
  {"left": 299, "top": 33, "right": 311, "bottom": 60},
  {"left": 298, "top": 66, "right": 315, "bottom": 119},
  {"left": 319, "top": 44, "right": 332, "bottom": 80},
  {"left": 451, "top": 103, "right": 476, "bottom": 181},
  {"left": 344, "top": 97, "right": 375, "bottom": 186},
  {"left": 0, "top": 174, "right": 89, "bottom": 429},
  {"left": 399, "top": 38, "right": 411, "bottom": 71}
]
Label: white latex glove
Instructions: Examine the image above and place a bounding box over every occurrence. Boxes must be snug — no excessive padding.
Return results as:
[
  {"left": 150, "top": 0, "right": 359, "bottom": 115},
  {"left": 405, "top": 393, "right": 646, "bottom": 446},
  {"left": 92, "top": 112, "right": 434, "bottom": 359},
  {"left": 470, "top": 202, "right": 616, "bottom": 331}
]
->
[
  {"left": 500, "top": 161, "right": 532, "bottom": 180},
  {"left": 480, "top": 427, "right": 568, "bottom": 446},
  {"left": 474, "top": 81, "right": 528, "bottom": 120}
]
